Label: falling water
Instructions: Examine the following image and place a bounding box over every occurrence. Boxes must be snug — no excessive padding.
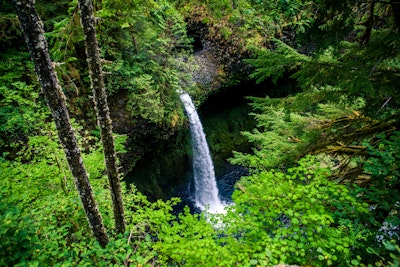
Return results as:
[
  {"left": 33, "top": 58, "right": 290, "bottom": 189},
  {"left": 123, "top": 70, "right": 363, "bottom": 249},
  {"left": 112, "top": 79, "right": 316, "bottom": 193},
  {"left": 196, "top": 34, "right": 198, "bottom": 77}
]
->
[{"left": 179, "top": 92, "right": 225, "bottom": 213}]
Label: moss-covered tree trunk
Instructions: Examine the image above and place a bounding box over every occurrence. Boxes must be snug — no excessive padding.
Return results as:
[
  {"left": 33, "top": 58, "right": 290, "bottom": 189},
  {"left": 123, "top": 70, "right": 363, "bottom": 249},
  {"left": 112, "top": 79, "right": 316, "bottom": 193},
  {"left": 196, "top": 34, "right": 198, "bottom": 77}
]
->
[
  {"left": 12, "top": 0, "right": 109, "bottom": 247},
  {"left": 77, "top": 0, "right": 126, "bottom": 233}
]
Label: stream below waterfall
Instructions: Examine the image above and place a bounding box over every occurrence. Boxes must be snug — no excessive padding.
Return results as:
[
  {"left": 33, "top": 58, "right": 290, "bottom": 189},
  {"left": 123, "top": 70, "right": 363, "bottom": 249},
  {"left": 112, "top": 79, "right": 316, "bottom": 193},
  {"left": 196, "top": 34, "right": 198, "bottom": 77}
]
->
[{"left": 171, "top": 164, "right": 248, "bottom": 214}]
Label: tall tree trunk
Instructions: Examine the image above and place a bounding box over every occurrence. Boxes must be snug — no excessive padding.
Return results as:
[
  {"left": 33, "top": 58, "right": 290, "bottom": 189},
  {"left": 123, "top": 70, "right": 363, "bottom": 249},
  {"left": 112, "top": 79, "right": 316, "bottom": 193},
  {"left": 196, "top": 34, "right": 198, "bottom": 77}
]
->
[
  {"left": 391, "top": 0, "right": 400, "bottom": 30},
  {"left": 77, "top": 0, "right": 126, "bottom": 233},
  {"left": 359, "top": 2, "right": 375, "bottom": 46},
  {"left": 12, "top": 0, "right": 109, "bottom": 247}
]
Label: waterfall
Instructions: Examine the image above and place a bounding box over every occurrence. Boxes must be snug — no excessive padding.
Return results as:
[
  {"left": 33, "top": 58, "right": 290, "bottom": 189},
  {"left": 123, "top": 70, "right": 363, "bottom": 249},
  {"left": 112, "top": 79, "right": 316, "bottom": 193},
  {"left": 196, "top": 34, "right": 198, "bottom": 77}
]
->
[{"left": 179, "top": 92, "right": 225, "bottom": 213}]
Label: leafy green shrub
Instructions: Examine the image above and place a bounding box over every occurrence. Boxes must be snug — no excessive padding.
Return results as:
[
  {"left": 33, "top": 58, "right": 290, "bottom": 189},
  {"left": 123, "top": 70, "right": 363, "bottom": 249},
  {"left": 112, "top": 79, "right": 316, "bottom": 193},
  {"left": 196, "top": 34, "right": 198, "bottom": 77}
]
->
[
  {"left": 0, "top": 51, "right": 47, "bottom": 153},
  {"left": 223, "top": 156, "right": 371, "bottom": 266},
  {"left": 153, "top": 206, "right": 235, "bottom": 266},
  {"left": 0, "top": 202, "right": 38, "bottom": 266}
]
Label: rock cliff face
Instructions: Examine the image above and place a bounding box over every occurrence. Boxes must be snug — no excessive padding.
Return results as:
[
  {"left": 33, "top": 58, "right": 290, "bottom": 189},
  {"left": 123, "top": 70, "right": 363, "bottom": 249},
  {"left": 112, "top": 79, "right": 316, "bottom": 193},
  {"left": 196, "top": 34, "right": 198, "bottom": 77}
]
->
[
  {"left": 187, "top": 18, "right": 253, "bottom": 93},
  {"left": 191, "top": 48, "right": 223, "bottom": 90}
]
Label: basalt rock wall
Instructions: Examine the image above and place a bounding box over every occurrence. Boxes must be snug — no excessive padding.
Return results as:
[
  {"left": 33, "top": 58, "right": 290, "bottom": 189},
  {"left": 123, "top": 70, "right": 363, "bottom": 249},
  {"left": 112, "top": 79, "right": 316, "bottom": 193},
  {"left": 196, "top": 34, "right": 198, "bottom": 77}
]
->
[{"left": 187, "top": 11, "right": 255, "bottom": 94}]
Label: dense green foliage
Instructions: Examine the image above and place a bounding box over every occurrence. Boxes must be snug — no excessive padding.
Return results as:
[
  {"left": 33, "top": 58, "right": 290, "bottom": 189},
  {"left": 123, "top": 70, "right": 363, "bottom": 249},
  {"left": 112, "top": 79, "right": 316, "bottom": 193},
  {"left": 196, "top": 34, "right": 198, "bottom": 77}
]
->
[
  {"left": 97, "top": 0, "right": 194, "bottom": 126},
  {"left": 2, "top": 141, "right": 398, "bottom": 266},
  {"left": 225, "top": 156, "right": 371, "bottom": 266},
  {"left": 0, "top": 51, "right": 47, "bottom": 156},
  {"left": 1, "top": 0, "right": 399, "bottom": 266}
]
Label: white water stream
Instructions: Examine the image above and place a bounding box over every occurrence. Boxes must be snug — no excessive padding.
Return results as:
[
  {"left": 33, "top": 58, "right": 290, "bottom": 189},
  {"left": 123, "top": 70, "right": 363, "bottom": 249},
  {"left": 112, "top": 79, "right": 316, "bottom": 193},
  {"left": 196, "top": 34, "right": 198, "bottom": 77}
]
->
[{"left": 179, "top": 92, "right": 225, "bottom": 213}]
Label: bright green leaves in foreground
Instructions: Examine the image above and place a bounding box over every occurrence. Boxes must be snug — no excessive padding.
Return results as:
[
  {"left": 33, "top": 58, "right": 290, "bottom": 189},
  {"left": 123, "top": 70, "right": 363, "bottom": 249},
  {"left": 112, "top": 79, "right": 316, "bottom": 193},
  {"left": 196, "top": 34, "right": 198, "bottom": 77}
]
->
[
  {"left": 0, "top": 127, "right": 149, "bottom": 266},
  {"left": 154, "top": 207, "right": 234, "bottom": 266},
  {"left": 223, "top": 156, "right": 370, "bottom": 266},
  {"left": 0, "top": 135, "right": 394, "bottom": 266},
  {"left": 0, "top": 202, "right": 38, "bottom": 266},
  {"left": 150, "top": 156, "right": 372, "bottom": 267}
]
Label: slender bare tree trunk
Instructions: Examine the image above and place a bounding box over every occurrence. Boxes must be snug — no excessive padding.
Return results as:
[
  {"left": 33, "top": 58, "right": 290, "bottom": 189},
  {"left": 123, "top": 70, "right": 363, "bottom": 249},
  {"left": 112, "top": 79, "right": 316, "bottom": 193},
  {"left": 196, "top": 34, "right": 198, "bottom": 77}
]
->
[
  {"left": 391, "top": 0, "right": 400, "bottom": 30},
  {"left": 77, "top": 0, "right": 126, "bottom": 233},
  {"left": 12, "top": 0, "right": 109, "bottom": 247}
]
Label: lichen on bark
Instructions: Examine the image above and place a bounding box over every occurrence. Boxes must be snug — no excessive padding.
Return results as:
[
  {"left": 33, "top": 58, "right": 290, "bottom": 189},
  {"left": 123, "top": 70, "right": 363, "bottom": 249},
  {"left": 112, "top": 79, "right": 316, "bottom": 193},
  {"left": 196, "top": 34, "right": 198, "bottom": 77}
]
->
[{"left": 77, "top": 0, "right": 126, "bottom": 234}]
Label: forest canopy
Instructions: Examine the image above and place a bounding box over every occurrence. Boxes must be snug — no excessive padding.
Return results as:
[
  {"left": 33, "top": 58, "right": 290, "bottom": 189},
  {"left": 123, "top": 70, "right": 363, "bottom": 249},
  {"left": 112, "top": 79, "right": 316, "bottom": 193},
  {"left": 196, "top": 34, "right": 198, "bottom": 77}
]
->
[{"left": 1, "top": 0, "right": 399, "bottom": 266}]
